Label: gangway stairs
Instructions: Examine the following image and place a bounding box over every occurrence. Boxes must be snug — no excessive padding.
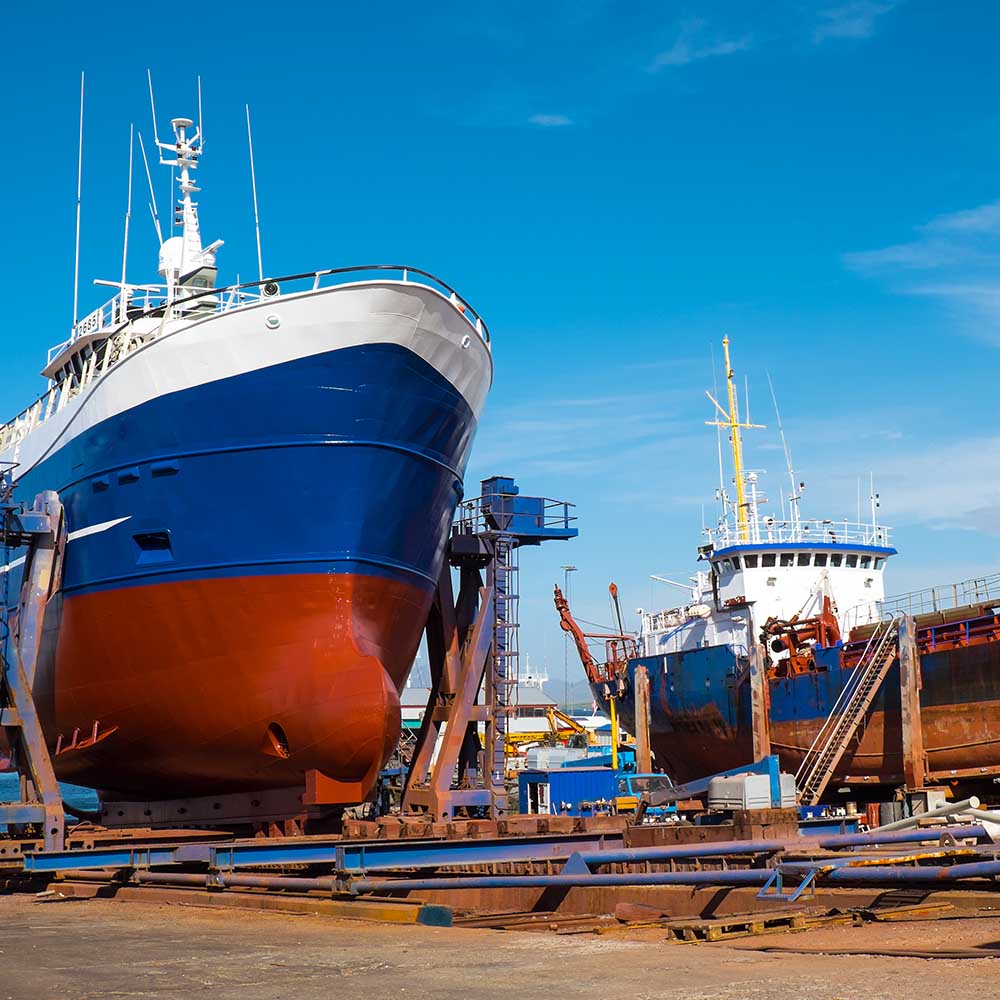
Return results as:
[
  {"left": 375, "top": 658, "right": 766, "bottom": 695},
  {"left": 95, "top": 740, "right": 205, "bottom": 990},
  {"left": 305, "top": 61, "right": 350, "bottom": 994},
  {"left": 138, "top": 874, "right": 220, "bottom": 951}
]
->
[{"left": 796, "top": 618, "right": 900, "bottom": 805}]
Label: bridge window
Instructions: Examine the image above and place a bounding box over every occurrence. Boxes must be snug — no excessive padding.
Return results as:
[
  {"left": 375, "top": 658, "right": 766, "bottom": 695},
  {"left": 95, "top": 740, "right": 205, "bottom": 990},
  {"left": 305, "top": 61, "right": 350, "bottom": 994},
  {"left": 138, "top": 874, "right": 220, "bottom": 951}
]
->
[
  {"left": 814, "top": 553, "right": 828, "bottom": 567},
  {"left": 761, "top": 554, "right": 776, "bottom": 568},
  {"left": 780, "top": 553, "right": 794, "bottom": 567},
  {"left": 874, "top": 557, "right": 884, "bottom": 570},
  {"left": 830, "top": 554, "right": 843, "bottom": 567},
  {"left": 732, "top": 556, "right": 742, "bottom": 569},
  {"left": 743, "top": 554, "right": 758, "bottom": 568},
  {"left": 845, "top": 554, "right": 858, "bottom": 568},
  {"left": 860, "top": 555, "right": 872, "bottom": 569},
  {"left": 797, "top": 553, "right": 811, "bottom": 567}
]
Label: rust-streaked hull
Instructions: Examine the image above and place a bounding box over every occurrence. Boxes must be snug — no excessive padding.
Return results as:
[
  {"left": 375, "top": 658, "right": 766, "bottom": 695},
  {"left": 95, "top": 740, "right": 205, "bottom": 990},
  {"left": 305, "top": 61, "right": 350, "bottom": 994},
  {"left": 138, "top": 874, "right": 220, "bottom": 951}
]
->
[{"left": 597, "top": 625, "right": 1000, "bottom": 793}]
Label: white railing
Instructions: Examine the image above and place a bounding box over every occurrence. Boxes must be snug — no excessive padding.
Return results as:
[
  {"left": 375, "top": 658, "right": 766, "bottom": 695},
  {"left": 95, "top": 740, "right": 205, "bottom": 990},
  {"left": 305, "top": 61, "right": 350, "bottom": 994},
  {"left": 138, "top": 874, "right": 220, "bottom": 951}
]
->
[
  {"left": 842, "top": 572, "right": 1000, "bottom": 632},
  {"left": 2, "top": 265, "right": 490, "bottom": 455},
  {"left": 48, "top": 285, "right": 173, "bottom": 365},
  {"left": 706, "top": 517, "right": 892, "bottom": 550}
]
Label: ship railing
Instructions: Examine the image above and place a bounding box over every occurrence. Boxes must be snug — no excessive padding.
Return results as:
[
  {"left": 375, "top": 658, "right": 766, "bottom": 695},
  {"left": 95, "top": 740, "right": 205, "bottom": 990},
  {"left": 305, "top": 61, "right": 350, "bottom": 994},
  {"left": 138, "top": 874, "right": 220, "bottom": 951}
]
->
[
  {"left": 51, "top": 284, "right": 174, "bottom": 364},
  {"left": 843, "top": 571, "right": 1000, "bottom": 631},
  {"left": 705, "top": 517, "right": 892, "bottom": 549},
  {"left": 454, "top": 493, "right": 577, "bottom": 539},
  {"left": 3, "top": 265, "right": 490, "bottom": 455}
]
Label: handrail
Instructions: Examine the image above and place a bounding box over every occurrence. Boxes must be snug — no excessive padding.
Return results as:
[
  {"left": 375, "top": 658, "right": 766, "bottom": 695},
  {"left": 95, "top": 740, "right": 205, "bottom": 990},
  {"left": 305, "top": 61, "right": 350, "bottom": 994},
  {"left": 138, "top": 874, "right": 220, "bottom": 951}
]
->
[
  {"left": 2, "top": 265, "right": 490, "bottom": 454},
  {"left": 706, "top": 517, "right": 892, "bottom": 549},
  {"left": 842, "top": 571, "right": 1000, "bottom": 632}
]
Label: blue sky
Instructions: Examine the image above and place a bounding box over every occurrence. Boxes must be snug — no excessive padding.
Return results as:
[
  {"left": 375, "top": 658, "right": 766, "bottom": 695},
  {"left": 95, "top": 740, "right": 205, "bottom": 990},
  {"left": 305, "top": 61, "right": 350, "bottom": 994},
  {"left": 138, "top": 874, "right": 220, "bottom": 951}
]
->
[{"left": 4, "top": 1, "right": 1000, "bottom": 697}]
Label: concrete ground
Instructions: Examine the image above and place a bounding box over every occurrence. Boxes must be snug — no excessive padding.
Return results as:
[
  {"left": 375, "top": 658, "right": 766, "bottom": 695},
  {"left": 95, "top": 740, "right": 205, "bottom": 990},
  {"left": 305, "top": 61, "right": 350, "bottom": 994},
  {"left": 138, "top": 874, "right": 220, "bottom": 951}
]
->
[{"left": 0, "top": 894, "right": 997, "bottom": 1000}]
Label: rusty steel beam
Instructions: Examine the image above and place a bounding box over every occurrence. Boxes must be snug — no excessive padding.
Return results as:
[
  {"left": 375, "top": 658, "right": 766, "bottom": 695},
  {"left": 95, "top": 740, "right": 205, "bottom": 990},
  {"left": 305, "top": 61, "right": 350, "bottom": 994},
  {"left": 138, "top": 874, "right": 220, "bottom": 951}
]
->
[
  {"left": 749, "top": 643, "right": 771, "bottom": 761},
  {"left": 898, "top": 615, "right": 926, "bottom": 790},
  {"left": 633, "top": 665, "right": 652, "bottom": 774}
]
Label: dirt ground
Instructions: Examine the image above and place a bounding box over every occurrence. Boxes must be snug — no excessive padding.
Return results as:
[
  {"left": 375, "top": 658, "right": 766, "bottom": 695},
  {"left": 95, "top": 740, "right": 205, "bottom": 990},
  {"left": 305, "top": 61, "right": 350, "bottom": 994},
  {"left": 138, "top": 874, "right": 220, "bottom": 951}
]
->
[{"left": 0, "top": 894, "right": 996, "bottom": 1000}]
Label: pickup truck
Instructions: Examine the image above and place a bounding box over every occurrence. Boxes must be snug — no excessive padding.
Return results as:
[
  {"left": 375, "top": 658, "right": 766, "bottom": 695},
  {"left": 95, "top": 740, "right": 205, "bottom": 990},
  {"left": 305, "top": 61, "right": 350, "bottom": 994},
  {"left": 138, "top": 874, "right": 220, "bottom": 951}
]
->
[{"left": 614, "top": 773, "right": 678, "bottom": 818}]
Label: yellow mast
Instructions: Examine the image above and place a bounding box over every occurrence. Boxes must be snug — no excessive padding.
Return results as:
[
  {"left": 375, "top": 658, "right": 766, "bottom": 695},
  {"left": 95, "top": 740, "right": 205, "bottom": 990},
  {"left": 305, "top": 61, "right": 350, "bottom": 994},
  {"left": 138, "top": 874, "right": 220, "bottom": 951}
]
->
[{"left": 705, "top": 336, "right": 764, "bottom": 540}]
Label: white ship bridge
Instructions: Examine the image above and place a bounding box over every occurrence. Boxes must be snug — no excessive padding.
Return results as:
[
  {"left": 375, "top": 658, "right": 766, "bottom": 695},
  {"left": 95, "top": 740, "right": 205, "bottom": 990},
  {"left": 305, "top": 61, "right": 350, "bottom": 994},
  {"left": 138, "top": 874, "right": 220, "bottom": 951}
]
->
[{"left": 639, "top": 339, "right": 895, "bottom": 659}]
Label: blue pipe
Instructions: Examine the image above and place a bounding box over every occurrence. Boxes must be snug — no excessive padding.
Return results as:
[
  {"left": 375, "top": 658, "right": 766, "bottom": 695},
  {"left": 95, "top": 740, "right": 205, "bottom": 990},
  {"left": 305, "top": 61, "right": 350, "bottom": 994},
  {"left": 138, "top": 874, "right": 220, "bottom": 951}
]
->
[
  {"left": 816, "top": 825, "right": 988, "bottom": 849},
  {"left": 352, "top": 869, "right": 771, "bottom": 894},
  {"left": 567, "top": 825, "right": 988, "bottom": 868},
  {"left": 352, "top": 855, "right": 1000, "bottom": 895},
  {"left": 826, "top": 857, "right": 1000, "bottom": 883}
]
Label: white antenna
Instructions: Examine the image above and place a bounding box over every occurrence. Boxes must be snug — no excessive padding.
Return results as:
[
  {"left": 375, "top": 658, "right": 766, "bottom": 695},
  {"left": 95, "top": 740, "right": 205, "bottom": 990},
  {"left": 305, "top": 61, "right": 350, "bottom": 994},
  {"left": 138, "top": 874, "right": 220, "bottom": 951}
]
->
[
  {"left": 72, "top": 72, "right": 85, "bottom": 333},
  {"left": 147, "top": 69, "right": 161, "bottom": 147},
  {"left": 744, "top": 374, "right": 751, "bottom": 425},
  {"left": 870, "top": 472, "right": 879, "bottom": 534},
  {"left": 120, "top": 124, "right": 135, "bottom": 290},
  {"left": 766, "top": 371, "right": 800, "bottom": 528},
  {"left": 246, "top": 104, "right": 264, "bottom": 281},
  {"left": 137, "top": 131, "right": 163, "bottom": 244},
  {"left": 197, "top": 76, "right": 204, "bottom": 150},
  {"left": 710, "top": 343, "right": 726, "bottom": 515}
]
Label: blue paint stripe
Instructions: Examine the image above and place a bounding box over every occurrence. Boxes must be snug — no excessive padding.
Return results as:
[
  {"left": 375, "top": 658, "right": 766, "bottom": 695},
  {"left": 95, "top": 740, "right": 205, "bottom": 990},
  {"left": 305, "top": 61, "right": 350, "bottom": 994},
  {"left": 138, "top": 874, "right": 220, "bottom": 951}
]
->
[
  {"left": 711, "top": 542, "right": 896, "bottom": 558},
  {"left": 12, "top": 343, "right": 476, "bottom": 598}
]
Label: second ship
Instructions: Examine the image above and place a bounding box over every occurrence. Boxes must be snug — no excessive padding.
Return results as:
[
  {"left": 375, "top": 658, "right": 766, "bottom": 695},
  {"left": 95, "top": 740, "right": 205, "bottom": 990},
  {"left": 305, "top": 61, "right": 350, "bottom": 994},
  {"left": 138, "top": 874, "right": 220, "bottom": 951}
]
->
[{"left": 559, "top": 339, "right": 1000, "bottom": 803}]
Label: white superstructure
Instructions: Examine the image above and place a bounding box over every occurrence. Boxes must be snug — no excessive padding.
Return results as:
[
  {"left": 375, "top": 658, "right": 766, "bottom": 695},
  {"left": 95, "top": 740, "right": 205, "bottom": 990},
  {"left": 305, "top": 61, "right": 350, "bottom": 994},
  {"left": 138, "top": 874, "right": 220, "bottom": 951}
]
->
[{"left": 640, "top": 339, "right": 895, "bottom": 659}]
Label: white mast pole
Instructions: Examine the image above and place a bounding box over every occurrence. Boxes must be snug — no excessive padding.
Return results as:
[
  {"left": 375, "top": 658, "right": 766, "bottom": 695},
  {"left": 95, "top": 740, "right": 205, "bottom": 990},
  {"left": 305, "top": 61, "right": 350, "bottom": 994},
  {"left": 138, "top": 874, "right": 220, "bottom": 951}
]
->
[
  {"left": 120, "top": 124, "right": 134, "bottom": 294},
  {"left": 246, "top": 104, "right": 264, "bottom": 282},
  {"left": 72, "top": 72, "right": 85, "bottom": 334},
  {"left": 137, "top": 131, "right": 163, "bottom": 244},
  {"left": 197, "top": 76, "right": 204, "bottom": 150},
  {"left": 767, "top": 371, "right": 799, "bottom": 531}
]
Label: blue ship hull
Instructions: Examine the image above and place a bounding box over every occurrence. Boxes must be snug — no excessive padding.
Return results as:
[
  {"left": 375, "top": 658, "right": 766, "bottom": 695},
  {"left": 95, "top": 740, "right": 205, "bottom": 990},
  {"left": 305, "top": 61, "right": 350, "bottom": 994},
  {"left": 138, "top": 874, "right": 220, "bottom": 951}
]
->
[
  {"left": 4, "top": 340, "right": 480, "bottom": 798},
  {"left": 594, "top": 619, "right": 1000, "bottom": 793}
]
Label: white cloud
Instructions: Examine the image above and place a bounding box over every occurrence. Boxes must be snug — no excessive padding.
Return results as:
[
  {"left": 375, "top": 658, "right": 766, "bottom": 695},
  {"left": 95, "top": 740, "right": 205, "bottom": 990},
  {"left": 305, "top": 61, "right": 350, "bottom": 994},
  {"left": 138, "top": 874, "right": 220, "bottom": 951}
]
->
[
  {"left": 649, "top": 19, "right": 753, "bottom": 71},
  {"left": 925, "top": 199, "right": 1000, "bottom": 235},
  {"left": 528, "top": 114, "right": 574, "bottom": 127},
  {"left": 814, "top": 1, "right": 901, "bottom": 42},
  {"left": 845, "top": 198, "right": 1000, "bottom": 334},
  {"left": 844, "top": 239, "right": 986, "bottom": 274}
]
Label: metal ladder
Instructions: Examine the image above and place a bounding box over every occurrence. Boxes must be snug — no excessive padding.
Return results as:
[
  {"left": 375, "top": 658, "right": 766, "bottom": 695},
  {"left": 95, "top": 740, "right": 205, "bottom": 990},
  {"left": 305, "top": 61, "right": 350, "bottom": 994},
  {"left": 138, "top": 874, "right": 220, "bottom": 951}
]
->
[
  {"left": 486, "top": 534, "right": 519, "bottom": 782},
  {"left": 796, "top": 618, "right": 900, "bottom": 805}
]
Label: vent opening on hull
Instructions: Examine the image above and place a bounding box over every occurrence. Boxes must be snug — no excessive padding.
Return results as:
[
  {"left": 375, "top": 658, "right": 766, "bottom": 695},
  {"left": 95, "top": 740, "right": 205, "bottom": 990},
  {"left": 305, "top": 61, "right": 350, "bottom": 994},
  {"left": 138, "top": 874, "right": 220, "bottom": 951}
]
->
[
  {"left": 131, "top": 531, "right": 173, "bottom": 565},
  {"left": 262, "top": 723, "right": 291, "bottom": 759}
]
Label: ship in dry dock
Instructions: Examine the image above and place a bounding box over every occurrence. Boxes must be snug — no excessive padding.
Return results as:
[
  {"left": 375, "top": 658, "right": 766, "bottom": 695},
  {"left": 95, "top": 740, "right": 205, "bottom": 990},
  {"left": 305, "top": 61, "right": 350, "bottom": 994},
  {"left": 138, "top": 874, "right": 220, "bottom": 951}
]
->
[
  {"left": 0, "top": 96, "right": 492, "bottom": 807},
  {"left": 559, "top": 338, "right": 1000, "bottom": 803}
]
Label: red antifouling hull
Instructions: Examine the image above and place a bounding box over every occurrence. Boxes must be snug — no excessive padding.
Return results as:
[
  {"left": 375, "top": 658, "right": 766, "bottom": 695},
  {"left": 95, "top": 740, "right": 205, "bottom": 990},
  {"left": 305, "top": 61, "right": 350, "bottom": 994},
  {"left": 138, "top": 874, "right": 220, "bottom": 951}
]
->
[{"left": 48, "top": 572, "right": 432, "bottom": 799}]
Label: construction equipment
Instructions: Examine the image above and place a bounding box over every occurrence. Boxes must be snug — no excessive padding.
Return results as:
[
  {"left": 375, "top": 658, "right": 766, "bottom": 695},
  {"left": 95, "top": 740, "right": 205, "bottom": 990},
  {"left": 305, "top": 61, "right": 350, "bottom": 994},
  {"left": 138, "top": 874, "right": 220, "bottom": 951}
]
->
[
  {"left": 553, "top": 582, "right": 637, "bottom": 771},
  {"left": 760, "top": 595, "right": 842, "bottom": 678},
  {"left": 796, "top": 619, "right": 900, "bottom": 805}
]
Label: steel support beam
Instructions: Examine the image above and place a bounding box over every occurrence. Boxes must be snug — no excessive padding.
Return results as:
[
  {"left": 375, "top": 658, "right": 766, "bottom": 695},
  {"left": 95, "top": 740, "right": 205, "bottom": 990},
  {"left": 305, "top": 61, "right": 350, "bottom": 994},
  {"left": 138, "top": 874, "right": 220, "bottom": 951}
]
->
[
  {"left": 749, "top": 643, "right": 771, "bottom": 761},
  {"left": 898, "top": 615, "right": 926, "bottom": 790},
  {"left": 633, "top": 665, "right": 652, "bottom": 773}
]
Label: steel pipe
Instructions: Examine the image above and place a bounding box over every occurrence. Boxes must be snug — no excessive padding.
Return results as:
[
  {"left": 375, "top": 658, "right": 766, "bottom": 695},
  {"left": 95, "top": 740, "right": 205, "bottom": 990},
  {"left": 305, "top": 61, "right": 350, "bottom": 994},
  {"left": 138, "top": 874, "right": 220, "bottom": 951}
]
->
[
  {"left": 814, "top": 824, "right": 988, "bottom": 848},
  {"left": 569, "top": 826, "right": 987, "bottom": 869},
  {"left": 131, "top": 871, "right": 339, "bottom": 892},
  {"left": 352, "top": 869, "right": 772, "bottom": 894},
  {"left": 826, "top": 857, "right": 1000, "bottom": 883},
  {"left": 869, "top": 796, "right": 980, "bottom": 833},
  {"left": 967, "top": 807, "right": 1000, "bottom": 825},
  {"left": 353, "top": 855, "right": 1000, "bottom": 895}
]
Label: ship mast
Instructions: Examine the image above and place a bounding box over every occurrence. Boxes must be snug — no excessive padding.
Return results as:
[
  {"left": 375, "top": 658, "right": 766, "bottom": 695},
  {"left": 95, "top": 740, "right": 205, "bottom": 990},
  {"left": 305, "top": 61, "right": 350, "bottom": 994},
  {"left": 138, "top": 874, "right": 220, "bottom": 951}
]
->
[
  {"left": 705, "top": 337, "right": 764, "bottom": 540},
  {"left": 148, "top": 74, "right": 221, "bottom": 301}
]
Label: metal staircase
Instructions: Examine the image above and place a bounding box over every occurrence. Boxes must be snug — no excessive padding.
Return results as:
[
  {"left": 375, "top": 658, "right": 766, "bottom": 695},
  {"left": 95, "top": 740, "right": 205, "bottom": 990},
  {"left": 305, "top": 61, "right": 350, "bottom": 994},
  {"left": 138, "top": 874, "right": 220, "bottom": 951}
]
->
[
  {"left": 487, "top": 534, "right": 519, "bottom": 782},
  {"left": 796, "top": 618, "right": 900, "bottom": 805}
]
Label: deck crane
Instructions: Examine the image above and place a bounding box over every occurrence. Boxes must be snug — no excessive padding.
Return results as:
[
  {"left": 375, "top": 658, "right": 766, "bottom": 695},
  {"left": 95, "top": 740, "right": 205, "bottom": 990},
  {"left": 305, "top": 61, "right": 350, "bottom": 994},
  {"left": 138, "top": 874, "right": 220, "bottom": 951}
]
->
[{"left": 553, "top": 582, "right": 637, "bottom": 770}]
